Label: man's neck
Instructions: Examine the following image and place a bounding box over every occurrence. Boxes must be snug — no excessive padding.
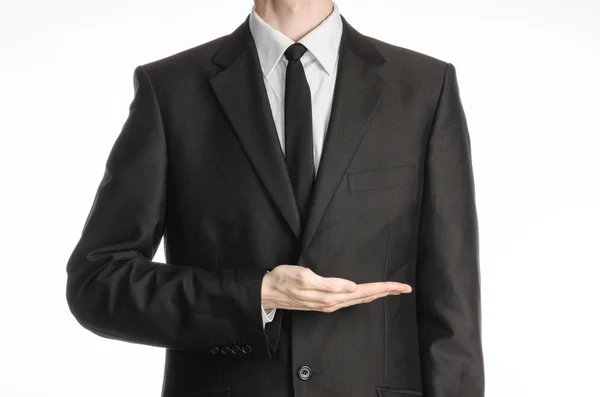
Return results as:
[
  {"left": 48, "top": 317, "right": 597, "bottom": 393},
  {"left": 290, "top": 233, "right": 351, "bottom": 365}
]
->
[{"left": 253, "top": 0, "right": 334, "bottom": 42}]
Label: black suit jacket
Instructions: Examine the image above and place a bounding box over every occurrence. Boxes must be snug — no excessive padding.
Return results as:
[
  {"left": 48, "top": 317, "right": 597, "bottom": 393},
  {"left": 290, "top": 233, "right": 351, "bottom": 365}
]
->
[{"left": 66, "top": 14, "right": 484, "bottom": 397}]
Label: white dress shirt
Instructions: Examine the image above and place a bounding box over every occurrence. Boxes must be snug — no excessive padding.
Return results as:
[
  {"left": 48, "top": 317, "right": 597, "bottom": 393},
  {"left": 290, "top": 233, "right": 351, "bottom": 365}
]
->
[{"left": 248, "top": 2, "right": 343, "bottom": 328}]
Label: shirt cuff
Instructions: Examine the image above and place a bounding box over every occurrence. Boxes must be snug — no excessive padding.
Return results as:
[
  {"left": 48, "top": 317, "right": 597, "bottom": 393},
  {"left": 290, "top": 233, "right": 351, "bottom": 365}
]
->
[
  {"left": 261, "top": 270, "right": 276, "bottom": 329},
  {"left": 261, "top": 304, "right": 276, "bottom": 327}
]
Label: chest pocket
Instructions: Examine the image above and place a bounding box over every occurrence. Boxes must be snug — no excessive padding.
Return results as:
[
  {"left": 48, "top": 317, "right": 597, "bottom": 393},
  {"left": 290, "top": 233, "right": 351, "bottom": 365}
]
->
[{"left": 347, "top": 163, "right": 416, "bottom": 192}]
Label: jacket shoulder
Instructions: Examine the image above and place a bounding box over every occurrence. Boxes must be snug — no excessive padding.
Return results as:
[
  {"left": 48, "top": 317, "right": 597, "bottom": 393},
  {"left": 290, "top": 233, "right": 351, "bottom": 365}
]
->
[
  {"left": 363, "top": 34, "right": 451, "bottom": 102},
  {"left": 137, "top": 33, "right": 229, "bottom": 82},
  {"left": 363, "top": 34, "right": 450, "bottom": 86},
  {"left": 368, "top": 34, "right": 449, "bottom": 70}
]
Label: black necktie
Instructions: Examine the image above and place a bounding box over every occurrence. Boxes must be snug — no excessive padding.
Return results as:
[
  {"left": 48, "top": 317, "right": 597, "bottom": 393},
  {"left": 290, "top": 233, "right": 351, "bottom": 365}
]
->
[{"left": 284, "top": 43, "right": 315, "bottom": 231}]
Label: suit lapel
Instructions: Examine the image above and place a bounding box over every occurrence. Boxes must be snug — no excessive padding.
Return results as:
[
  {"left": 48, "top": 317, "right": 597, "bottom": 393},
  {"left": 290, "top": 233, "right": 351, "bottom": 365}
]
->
[
  {"left": 209, "top": 15, "right": 389, "bottom": 254},
  {"left": 210, "top": 17, "right": 302, "bottom": 239},
  {"left": 298, "top": 16, "right": 389, "bottom": 257}
]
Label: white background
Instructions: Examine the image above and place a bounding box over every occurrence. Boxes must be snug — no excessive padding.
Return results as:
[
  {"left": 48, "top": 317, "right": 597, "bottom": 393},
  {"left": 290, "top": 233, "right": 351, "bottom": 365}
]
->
[{"left": 1, "top": 0, "right": 599, "bottom": 396}]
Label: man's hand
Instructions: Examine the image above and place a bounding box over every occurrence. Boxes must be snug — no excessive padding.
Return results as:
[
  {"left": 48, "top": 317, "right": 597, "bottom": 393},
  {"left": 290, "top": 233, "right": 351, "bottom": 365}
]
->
[{"left": 261, "top": 265, "right": 412, "bottom": 313}]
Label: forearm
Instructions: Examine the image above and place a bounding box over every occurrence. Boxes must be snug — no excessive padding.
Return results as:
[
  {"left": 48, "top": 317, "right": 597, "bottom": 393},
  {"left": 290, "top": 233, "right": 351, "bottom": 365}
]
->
[
  {"left": 65, "top": 64, "right": 276, "bottom": 359},
  {"left": 66, "top": 251, "right": 270, "bottom": 355}
]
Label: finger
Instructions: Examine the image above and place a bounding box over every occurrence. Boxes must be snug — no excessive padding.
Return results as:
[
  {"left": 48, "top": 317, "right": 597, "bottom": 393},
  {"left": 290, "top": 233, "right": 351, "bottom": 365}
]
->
[
  {"left": 292, "top": 288, "right": 398, "bottom": 312},
  {"left": 331, "top": 283, "right": 412, "bottom": 307},
  {"left": 294, "top": 288, "right": 355, "bottom": 306},
  {"left": 293, "top": 285, "right": 394, "bottom": 309},
  {"left": 355, "top": 281, "right": 412, "bottom": 295},
  {"left": 302, "top": 272, "right": 358, "bottom": 293},
  {"left": 321, "top": 290, "right": 393, "bottom": 312},
  {"left": 326, "top": 288, "right": 405, "bottom": 311}
]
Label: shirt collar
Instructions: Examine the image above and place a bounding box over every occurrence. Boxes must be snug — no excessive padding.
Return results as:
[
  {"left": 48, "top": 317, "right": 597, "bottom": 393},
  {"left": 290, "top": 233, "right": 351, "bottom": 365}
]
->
[{"left": 248, "top": 1, "right": 343, "bottom": 78}]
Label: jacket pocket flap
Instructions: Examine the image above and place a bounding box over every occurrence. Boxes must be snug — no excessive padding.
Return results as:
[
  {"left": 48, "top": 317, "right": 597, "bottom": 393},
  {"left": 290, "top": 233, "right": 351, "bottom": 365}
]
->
[
  {"left": 376, "top": 386, "right": 423, "bottom": 397},
  {"left": 348, "top": 163, "right": 415, "bottom": 192}
]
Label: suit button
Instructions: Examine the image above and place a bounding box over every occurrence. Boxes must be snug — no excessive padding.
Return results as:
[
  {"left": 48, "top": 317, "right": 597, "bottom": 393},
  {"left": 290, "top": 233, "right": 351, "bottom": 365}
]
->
[
  {"left": 297, "top": 365, "right": 312, "bottom": 381},
  {"left": 209, "top": 346, "right": 220, "bottom": 355},
  {"left": 241, "top": 344, "right": 252, "bottom": 355},
  {"left": 230, "top": 345, "right": 242, "bottom": 355},
  {"left": 219, "top": 346, "right": 231, "bottom": 355}
]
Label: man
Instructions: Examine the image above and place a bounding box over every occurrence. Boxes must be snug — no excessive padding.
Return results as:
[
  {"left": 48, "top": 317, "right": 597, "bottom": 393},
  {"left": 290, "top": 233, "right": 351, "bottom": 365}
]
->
[{"left": 65, "top": 0, "right": 484, "bottom": 396}]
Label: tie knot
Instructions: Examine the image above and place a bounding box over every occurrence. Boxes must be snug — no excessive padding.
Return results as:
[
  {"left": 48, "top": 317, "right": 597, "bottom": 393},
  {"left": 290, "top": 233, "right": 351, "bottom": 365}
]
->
[{"left": 284, "top": 43, "right": 308, "bottom": 61}]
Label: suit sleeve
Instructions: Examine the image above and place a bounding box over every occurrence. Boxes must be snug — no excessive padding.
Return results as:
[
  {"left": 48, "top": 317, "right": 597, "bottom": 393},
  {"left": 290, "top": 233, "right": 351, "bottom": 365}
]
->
[
  {"left": 415, "top": 63, "right": 485, "bottom": 396},
  {"left": 65, "top": 65, "right": 277, "bottom": 359}
]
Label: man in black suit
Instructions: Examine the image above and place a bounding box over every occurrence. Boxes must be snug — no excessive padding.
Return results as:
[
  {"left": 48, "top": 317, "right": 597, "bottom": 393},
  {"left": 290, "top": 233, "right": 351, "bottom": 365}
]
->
[{"left": 65, "top": 1, "right": 484, "bottom": 396}]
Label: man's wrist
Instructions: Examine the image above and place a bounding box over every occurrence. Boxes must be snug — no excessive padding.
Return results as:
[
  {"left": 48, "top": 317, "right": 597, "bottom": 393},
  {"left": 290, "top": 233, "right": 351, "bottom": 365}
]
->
[{"left": 261, "top": 269, "right": 275, "bottom": 310}]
